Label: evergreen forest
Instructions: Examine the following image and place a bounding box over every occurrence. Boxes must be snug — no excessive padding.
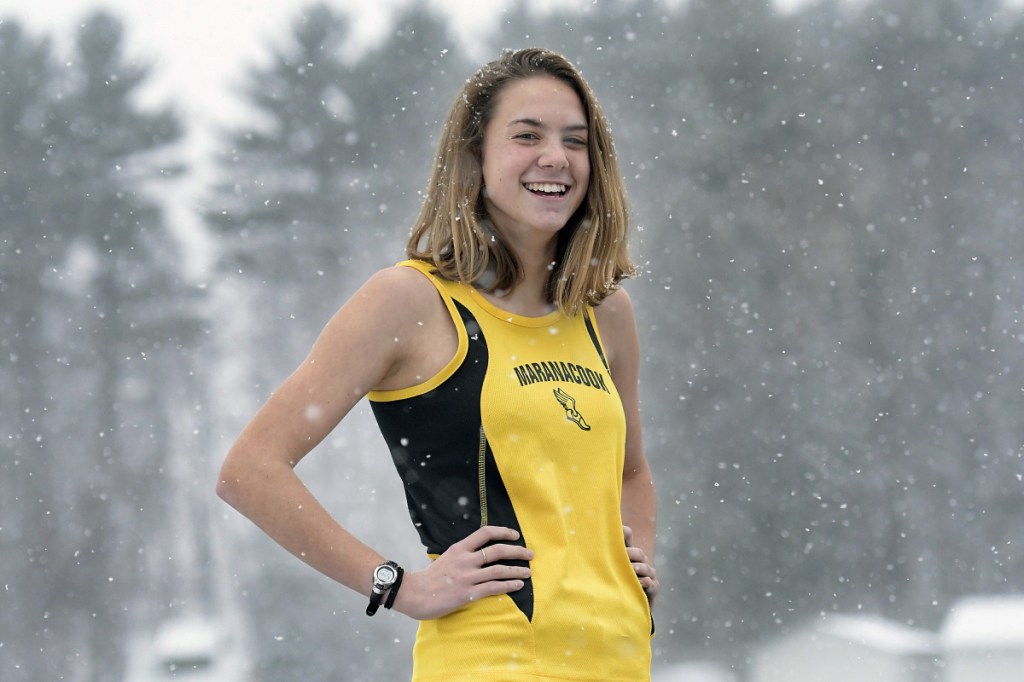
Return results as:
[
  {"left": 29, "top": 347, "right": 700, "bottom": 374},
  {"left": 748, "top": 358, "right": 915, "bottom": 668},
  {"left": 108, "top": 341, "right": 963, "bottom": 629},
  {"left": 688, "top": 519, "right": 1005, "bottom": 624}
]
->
[{"left": 2, "top": 1, "right": 1024, "bottom": 679}]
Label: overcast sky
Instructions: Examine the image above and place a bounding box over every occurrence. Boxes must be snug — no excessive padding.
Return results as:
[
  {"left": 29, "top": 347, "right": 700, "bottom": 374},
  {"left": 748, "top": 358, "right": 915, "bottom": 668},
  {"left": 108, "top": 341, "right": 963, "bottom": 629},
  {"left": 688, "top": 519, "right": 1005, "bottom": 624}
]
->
[
  {"left": 1, "top": 0, "right": 915, "bottom": 272},
  {"left": 0, "top": 0, "right": 525, "bottom": 268},
  {"left": 0, "top": 0, "right": 513, "bottom": 125},
  {"left": 5, "top": 0, "right": 1020, "bottom": 129}
]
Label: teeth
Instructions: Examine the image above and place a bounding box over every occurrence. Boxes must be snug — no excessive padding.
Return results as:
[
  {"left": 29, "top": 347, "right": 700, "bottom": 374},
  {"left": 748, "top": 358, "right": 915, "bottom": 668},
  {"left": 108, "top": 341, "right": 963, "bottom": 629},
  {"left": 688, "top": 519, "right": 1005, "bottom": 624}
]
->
[{"left": 525, "top": 182, "right": 567, "bottom": 194}]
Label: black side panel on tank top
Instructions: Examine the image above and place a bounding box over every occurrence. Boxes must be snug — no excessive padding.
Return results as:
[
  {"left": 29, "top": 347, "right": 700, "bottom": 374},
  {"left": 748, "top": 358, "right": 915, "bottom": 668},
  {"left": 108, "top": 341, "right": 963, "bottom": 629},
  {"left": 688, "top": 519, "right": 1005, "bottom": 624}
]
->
[
  {"left": 370, "top": 300, "right": 534, "bottom": 620},
  {"left": 583, "top": 309, "right": 609, "bottom": 372}
]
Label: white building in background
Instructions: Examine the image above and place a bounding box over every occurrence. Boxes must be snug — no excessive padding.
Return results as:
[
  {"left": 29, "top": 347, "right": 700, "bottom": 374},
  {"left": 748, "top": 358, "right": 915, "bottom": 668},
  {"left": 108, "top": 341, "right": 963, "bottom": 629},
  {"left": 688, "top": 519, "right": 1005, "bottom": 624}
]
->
[
  {"left": 122, "top": 615, "right": 252, "bottom": 682},
  {"left": 941, "top": 595, "right": 1024, "bottom": 682},
  {"left": 748, "top": 613, "right": 938, "bottom": 682},
  {"left": 651, "top": 660, "right": 737, "bottom": 682}
]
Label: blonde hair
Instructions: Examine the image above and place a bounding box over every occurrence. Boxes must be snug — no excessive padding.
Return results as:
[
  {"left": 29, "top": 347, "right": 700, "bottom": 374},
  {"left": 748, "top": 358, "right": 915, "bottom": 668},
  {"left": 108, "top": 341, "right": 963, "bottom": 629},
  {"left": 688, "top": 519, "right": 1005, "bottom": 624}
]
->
[{"left": 406, "top": 47, "right": 635, "bottom": 316}]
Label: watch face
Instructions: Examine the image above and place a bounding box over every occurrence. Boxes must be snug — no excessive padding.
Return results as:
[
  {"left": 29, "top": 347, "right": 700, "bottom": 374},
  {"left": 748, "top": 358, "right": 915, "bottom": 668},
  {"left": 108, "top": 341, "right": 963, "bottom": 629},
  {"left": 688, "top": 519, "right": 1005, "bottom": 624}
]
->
[{"left": 375, "top": 565, "right": 397, "bottom": 584}]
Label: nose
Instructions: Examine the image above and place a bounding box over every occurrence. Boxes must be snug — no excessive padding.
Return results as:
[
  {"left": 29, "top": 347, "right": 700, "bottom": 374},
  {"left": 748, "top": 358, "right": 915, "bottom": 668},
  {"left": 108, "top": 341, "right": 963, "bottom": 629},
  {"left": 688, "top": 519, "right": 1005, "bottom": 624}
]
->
[{"left": 538, "top": 140, "right": 569, "bottom": 170}]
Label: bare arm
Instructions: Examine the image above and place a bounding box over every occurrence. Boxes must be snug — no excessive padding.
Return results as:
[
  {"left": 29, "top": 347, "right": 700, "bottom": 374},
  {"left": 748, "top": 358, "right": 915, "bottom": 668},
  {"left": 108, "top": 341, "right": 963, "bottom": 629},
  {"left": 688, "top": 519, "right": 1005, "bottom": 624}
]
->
[
  {"left": 216, "top": 267, "right": 532, "bottom": 619},
  {"left": 595, "top": 288, "right": 659, "bottom": 602}
]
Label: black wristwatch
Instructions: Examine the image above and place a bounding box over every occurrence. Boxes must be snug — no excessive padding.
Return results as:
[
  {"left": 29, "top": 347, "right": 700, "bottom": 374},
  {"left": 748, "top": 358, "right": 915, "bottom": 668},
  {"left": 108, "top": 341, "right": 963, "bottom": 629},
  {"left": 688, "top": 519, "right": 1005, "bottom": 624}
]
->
[{"left": 366, "top": 561, "right": 400, "bottom": 616}]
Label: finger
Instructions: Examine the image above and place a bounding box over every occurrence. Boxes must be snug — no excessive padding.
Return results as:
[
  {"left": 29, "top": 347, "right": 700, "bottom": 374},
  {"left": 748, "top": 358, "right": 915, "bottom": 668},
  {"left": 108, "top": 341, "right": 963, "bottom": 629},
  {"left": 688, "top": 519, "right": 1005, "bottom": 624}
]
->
[
  {"left": 622, "top": 525, "right": 634, "bottom": 547},
  {"left": 461, "top": 525, "right": 521, "bottom": 550},
  {"left": 625, "top": 546, "right": 647, "bottom": 563},
  {"left": 477, "top": 542, "right": 534, "bottom": 563},
  {"left": 632, "top": 562, "right": 655, "bottom": 579},
  {"left": 471, "top": 579, "right": 526, "bottom": 601},
  {"left": 479, "top": 563, "right": 532, "bottom": 583}
]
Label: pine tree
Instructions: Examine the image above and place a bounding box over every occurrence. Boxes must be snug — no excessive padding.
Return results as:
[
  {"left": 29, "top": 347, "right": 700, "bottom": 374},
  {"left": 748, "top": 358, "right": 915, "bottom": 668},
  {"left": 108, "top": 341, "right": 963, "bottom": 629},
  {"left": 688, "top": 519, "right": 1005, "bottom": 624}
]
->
[
  {"left": 348, "top": 3, "right": 471, "bottom": 224},
  {"left": 0, "top": 19, "right": 76, "bottom": 682},
  {"left": 42, "top": 10, "right": 186, "bottom": 679},
  {"left": 206, "top": 3, "right": 366, "bottom": 390}
]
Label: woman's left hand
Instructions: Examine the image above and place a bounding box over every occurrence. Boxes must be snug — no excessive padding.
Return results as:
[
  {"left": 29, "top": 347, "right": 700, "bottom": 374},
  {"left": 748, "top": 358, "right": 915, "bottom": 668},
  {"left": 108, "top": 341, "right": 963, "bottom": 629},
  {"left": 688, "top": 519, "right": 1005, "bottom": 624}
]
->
[{"left": 623, "top": 525, "right": 658, "bottom": 604}]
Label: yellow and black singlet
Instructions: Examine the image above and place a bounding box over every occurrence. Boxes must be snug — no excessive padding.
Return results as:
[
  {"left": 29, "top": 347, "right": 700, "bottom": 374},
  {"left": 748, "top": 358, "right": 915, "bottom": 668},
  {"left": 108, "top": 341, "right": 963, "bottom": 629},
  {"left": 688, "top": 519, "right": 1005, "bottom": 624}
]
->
[{"left": 368, "top": 260, "right": 652, "bottom": 681}]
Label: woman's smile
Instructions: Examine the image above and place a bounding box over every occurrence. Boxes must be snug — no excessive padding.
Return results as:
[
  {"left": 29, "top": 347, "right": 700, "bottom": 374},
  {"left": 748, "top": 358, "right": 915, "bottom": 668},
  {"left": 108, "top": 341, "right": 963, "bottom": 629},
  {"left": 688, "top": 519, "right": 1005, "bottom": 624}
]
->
[{"left": 480, "top": 75, "right": 590, "bottom": 245}]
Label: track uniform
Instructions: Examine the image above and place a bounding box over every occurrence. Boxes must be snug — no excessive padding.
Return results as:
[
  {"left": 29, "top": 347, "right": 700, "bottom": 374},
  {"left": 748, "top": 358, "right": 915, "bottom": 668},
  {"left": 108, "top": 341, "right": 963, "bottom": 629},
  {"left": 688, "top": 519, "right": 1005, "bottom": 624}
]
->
[{"left": 368, "top": 260, "right": 652, "bottom": 681}]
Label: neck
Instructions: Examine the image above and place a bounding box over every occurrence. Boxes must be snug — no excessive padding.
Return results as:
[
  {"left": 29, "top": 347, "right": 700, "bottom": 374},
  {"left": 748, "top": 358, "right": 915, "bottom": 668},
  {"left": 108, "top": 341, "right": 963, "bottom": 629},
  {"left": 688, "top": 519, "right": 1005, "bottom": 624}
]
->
[{"left": 487, "top": 235, "right": 559, "bottom": 317}]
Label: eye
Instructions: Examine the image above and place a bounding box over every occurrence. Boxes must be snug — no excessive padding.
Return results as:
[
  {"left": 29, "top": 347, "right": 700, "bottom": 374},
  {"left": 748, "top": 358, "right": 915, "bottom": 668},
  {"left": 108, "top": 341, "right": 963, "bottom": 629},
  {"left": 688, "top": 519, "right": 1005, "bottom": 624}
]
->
[
  {"left": 564, "top": 136, "right": 588, "bottom": 148},
  {"left": 512, "top": 131, "right": 540, "bottom": 141}
]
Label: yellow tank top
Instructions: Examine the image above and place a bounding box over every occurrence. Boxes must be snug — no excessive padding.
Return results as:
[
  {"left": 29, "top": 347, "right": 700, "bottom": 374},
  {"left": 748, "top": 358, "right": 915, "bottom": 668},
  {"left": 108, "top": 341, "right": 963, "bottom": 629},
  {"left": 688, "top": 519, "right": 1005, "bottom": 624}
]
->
[{"left": 368, "top": 260, "right": 652, "bottom": 681}]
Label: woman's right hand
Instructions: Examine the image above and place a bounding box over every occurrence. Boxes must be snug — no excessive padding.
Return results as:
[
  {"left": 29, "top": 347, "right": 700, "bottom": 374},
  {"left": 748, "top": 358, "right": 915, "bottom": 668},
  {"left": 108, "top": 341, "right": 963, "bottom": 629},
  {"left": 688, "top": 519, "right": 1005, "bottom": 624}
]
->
[{"left": 392, "top": 526, "right": 534, "bottom": 620}]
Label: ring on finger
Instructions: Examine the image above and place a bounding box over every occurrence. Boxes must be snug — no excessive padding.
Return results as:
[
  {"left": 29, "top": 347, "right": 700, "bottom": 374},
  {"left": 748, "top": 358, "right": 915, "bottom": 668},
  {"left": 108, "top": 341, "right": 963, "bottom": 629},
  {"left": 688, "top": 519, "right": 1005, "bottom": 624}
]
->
[{"left": 480, "top": 547, "right": 488, "bottom": 564}]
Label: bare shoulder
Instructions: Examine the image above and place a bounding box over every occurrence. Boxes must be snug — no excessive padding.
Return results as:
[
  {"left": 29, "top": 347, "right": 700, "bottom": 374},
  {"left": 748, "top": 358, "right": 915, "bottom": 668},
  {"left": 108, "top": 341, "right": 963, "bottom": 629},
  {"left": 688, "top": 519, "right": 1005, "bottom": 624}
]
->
[
  {"left": 330, "top": 263, "right": 455, "bottom": 391},
  {"left": 312, "top": 263, "right": 444, "bottom": 359},
  {"left": 354, "top": 263, "right": 441, "bottom": 311},
  {"left": 593, "top": 286, "right": 636, "bottom": 325},
  {"left": 336, "top": 264, "right": 447, "bottom": 333},
  {"left": 593, "top": 287, "right": 639, "bottom": 373}
]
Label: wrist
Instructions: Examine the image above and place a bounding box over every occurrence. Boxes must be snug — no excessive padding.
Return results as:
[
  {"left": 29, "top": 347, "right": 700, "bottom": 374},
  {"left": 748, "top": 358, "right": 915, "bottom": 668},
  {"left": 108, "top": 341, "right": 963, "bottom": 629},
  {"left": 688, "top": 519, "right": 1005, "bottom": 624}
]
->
[
  {"left": 383, "top": 564, "right": 404, "bottom": 610},
  {"left": 365, "top": 560, "right": 402, "bottom": 616},
  {"left": 387, "top": 569, "right": 424, "bottom": 620}
]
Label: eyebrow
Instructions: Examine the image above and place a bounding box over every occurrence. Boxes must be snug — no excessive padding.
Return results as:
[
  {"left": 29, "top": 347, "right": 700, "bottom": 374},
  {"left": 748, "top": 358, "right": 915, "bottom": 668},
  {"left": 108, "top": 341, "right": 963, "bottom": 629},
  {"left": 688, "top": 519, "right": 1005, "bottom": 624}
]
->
[{"left": 507, "top": 117, "right": 588, "bottom": 132}]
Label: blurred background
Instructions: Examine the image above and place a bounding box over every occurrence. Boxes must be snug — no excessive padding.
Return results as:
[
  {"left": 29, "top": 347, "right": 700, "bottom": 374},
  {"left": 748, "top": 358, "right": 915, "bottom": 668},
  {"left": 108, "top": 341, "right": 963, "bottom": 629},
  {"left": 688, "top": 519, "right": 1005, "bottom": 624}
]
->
[{"left": 2, "top": 0, "right": 1024, "bottom": 680}]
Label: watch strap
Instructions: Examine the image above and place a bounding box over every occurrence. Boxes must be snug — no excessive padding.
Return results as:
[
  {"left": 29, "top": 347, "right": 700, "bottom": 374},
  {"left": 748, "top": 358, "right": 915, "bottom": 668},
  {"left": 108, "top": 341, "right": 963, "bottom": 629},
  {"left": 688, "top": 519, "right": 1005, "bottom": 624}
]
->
[
  {"left": 366, "top": 560, "right": 400, "bottom": 617},
  {"left": 384, "top": 565, "right": 405, "bottom": 610},
  {"left": 366, "top": 589, "right": 385, "bottom": 616}
]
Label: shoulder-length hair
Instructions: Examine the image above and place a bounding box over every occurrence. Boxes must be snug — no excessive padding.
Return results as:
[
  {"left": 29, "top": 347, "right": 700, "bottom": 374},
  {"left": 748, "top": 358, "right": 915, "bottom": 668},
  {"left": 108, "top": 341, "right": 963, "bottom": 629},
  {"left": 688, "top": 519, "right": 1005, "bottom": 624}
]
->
[{"left": 406, "top": 47, "right": 635, "bottom": 316}]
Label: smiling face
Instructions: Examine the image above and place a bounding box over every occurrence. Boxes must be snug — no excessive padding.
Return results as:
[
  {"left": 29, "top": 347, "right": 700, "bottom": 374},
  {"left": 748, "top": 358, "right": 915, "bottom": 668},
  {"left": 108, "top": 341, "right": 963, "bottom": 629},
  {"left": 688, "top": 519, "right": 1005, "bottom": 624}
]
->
[{"left": 480, "top": 75, "right": 591, "bottom": 251}]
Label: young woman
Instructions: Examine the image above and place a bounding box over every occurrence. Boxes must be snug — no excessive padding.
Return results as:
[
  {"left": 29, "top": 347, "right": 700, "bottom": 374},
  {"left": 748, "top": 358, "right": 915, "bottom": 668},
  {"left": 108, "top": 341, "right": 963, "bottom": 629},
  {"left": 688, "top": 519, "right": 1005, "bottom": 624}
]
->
[{"left": 217, "top": 47, "right": 658, "bottom": 681}]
